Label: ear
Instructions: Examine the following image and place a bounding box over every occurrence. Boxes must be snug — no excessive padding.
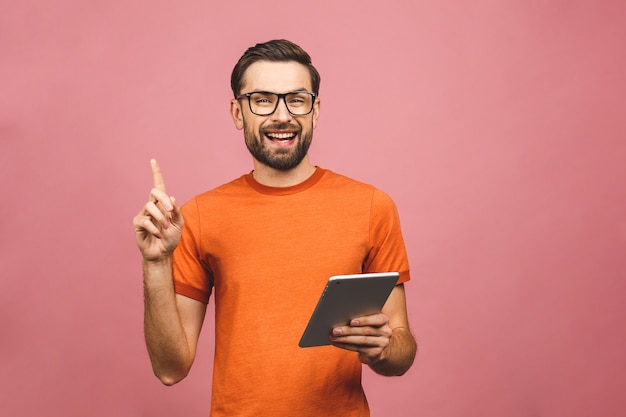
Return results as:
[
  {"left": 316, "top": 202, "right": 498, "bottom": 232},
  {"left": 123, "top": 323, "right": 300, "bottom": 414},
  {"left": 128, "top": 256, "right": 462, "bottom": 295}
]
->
[
  {"left": 230, "top": 99, "right": 244, "bottom": 130},
  {"left": 312, "top": 97, "right": 321, "bottom": 129}
]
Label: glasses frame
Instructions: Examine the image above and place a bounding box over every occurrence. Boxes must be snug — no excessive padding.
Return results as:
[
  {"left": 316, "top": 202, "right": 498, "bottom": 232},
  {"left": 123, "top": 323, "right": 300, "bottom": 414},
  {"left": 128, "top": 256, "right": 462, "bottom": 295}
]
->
[{"left": 235, "top": 91, "right": 317, "bottom": 116}]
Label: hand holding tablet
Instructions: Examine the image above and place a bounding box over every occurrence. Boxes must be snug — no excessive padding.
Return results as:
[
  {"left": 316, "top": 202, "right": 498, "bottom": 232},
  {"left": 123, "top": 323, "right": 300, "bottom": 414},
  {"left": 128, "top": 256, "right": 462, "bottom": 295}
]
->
[{"left": 299, "top": 272, "right": 400, "bottom": 348}]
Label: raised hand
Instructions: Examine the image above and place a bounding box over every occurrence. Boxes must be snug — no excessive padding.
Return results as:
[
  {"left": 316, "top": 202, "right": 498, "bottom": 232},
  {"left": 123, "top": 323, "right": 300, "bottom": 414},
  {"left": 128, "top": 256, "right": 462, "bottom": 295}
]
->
[{"left": 133, "top": 159, "right": 184, "bottom": 262}]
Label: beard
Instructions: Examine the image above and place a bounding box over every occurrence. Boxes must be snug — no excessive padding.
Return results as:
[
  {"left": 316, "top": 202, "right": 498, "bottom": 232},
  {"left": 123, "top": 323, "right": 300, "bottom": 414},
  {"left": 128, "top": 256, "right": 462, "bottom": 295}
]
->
[{"left": 243, "top": 121, "right": 313, "bottom": 171}]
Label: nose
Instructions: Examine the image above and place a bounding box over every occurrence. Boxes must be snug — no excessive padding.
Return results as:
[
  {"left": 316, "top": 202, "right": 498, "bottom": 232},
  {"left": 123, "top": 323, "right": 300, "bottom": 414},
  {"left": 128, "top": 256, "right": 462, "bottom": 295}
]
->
[{"left": 271, "top": 97, "right": 292, "bottom": 122}]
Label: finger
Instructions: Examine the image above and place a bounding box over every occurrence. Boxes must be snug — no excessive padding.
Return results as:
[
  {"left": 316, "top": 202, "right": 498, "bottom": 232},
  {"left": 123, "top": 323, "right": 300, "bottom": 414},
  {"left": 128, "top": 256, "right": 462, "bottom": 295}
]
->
[
  {"left": 145, "top": 201, "right": 170, "bottom": 229},
  {"left": 150, "top": 187, "right": 174, "bottom": 211},
  {"left": 350, "top": 313, "right": 388, "bottom": 328},
  {"left": 169, "top": 196, "right": 184, "bottom": 225},
  {"left": 331, "top": 341, "right": 359, "bottom": 352},
  {"left": 133, "top": 214, "right": 163, "bottom": 239},
  {"left": 331, "top": 334, "right": 389, "bottom": 348},
  {"left": 330, "top": 339, "right": 384, "bottom": 356},
  {"left": 140, "top": 216, "right": 164, "bottom": 238},
  {"left": 332, "top": 325, "right": 387, "bottom": 339},
  {"left": 150, "top": 159, "right": 167, "bottom": 193}
]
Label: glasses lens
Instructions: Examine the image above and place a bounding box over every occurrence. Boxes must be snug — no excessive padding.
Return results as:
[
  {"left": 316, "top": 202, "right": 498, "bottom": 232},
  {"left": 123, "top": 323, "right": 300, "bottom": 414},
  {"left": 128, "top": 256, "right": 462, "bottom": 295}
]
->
[
  {"left": 284, "top": 92, "right": 314, "bottom": 115},
  {"left": 249, "top": 92, "right": 277, "bottom": 115},
  {"left": 248, "top": 92, "right": 313, "bottom": 115}
]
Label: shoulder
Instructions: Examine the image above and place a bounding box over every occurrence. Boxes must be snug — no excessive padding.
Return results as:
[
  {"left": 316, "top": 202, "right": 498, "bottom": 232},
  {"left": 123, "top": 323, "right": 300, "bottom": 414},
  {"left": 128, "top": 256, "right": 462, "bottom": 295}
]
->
[
  {"left": 320, "top": 169, "right": 375, "bottom": 194},
  {"left": 180, "top": 175, "right": 250, "bottom": 217},
  {"left": 321, "top": 169, "right": 396, "bottom": 207},
  {"left": 186, "top": 175, "right": 249, "bottom": 202}
]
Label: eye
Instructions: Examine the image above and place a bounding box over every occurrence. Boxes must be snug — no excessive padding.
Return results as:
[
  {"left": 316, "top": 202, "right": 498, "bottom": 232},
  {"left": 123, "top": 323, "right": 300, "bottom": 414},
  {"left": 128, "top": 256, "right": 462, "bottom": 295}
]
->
[
  {"left": 252, "top": 93, "right": 276, "bottom": 106},
  {"left": 287, "top": 93, "right": 310, "bottom": 107}
]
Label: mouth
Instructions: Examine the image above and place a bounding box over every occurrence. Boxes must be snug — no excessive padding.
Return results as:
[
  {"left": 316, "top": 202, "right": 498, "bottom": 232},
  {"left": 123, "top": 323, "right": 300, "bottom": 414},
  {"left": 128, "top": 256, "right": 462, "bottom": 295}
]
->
[{"left": 264, "top": 131, "right": 298, "bottom": 146}]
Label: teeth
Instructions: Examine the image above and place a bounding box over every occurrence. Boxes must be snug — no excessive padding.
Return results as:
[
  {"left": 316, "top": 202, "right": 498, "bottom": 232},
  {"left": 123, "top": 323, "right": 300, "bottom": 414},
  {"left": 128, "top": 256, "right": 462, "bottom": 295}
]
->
[{"left": 267, "top": 132, "right": 296, "bottom": 139}]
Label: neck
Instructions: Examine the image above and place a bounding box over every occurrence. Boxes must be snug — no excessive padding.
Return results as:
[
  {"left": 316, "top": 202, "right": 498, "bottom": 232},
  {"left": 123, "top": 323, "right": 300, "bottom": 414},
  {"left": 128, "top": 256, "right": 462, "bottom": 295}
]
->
[{"left": 252, "top": 156, "right": 316, "bottom": 187}]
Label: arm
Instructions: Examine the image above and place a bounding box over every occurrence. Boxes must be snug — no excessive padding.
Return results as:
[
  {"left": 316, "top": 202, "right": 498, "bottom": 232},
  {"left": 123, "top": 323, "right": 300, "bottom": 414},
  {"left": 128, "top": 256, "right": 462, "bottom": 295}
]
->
[
  {"left": 143, "top": 260, "right": 206, "bottom": 385},
  {"left": 133, "top": 159, "right": 206, "bottom": 385},
  {"left": 330, "top": 284, "right": 417, "bottom": 376}
]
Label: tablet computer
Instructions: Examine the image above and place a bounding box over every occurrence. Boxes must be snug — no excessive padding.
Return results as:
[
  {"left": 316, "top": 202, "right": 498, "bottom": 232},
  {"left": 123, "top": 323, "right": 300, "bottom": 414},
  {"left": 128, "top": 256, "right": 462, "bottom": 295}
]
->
[{"left": 298, "top": 272, "right": 400, "bottom": 348}]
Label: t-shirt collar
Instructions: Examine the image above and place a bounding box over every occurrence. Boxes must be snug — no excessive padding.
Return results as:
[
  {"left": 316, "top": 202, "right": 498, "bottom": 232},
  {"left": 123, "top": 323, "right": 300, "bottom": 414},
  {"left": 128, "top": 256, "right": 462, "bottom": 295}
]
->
[{"left": 244, "top": 167, "right": 325, "bottom": 195}]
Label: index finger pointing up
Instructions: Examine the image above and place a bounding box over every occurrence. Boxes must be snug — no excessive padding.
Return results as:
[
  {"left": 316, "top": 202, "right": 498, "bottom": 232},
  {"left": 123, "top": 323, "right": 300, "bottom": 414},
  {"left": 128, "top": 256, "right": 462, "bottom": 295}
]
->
[{"left": 150, "top": 158, "right": 167, "bottom": 192}]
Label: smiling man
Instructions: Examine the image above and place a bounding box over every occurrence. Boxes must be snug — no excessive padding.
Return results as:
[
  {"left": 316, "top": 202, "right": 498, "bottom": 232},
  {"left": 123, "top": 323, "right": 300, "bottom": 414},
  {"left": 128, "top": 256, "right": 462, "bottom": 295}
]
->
[
  {"left": 133, "top": 39, "right": 417, "bottom": 416},
  {"left": 232, "top": 58, "right": 319, "bottom": 183}
]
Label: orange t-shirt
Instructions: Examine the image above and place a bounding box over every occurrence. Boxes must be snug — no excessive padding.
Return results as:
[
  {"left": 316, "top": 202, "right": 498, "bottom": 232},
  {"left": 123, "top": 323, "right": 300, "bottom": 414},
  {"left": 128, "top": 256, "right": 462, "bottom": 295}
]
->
[{"left": 173, "top": 168, "right": 410, "bottom": 417}]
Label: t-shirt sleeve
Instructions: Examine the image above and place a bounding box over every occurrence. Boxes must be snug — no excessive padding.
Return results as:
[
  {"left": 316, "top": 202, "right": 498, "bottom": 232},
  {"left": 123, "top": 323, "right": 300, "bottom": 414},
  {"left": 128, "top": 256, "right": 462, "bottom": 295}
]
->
[
  {"left": 172, "top": 197, "right": 213, "bottom": 303},
  {"left": 363, "top": 188, "right": 411, "bottom": 284}
]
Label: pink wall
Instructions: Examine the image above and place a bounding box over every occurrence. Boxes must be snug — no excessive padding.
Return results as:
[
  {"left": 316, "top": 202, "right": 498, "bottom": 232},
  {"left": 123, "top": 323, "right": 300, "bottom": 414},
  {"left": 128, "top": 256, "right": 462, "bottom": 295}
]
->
[{"left": 2, "top": 1, "right": 625, "bottom": 416}]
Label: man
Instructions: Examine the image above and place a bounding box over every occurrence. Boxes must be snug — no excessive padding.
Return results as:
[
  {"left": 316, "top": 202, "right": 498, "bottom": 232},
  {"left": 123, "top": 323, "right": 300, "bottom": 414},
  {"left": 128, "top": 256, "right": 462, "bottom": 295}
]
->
[{"left": 133, "top": 39, "right": 416, "bottom": 416}]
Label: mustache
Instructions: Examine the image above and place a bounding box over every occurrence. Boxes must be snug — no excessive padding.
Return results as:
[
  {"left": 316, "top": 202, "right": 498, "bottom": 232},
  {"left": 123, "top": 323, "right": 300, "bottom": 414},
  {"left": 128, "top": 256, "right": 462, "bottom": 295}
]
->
[{"left": 261, "top": 123, "right": 301, "bottom": 132}]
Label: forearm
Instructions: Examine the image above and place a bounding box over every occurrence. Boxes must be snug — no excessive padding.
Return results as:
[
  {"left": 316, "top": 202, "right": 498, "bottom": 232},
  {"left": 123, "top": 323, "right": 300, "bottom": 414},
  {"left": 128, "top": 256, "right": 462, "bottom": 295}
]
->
[
  {"left": 143, "top": 258, "right": 193, "bottom": 385},
  {"left": 368, "top": 327, "right": 417, "bottom": 376}
]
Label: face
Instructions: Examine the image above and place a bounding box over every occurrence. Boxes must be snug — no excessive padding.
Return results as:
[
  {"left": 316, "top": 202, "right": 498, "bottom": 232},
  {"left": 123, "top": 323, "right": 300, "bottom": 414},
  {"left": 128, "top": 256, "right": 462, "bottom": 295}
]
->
[{"left": 231, "top": 61, "right": 320, "bottom": 171}]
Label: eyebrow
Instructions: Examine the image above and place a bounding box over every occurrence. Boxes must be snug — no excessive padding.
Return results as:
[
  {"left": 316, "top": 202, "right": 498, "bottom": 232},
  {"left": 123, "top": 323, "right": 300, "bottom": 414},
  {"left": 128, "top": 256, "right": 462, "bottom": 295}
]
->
[{"left": 249, "top": 88, "right": 311, "bottom": 94}]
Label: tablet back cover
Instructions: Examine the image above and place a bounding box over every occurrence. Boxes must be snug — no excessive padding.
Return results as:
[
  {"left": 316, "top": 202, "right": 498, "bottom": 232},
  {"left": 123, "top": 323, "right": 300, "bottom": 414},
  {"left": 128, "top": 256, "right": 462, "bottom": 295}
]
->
[{"left": 298, "top": 272, "right": 400, "bottom": 348}]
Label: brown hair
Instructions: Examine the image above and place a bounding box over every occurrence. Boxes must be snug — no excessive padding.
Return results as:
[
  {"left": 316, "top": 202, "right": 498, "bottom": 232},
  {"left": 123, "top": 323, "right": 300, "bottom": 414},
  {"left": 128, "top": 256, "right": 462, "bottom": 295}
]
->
[{"left": 230, "top": 39, "right": 321, "bottom": 97}]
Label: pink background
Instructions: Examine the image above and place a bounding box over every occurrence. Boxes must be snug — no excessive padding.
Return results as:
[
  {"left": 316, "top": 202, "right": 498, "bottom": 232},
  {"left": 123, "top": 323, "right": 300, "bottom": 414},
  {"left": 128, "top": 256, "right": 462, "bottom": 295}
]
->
[{"left": 2, "top": 1, "right": 625, "bottom": 416}]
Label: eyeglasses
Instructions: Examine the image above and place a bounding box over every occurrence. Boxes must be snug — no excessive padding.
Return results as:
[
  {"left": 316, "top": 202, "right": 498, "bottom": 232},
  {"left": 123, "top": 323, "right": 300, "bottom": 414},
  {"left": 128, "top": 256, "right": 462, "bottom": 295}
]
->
[{"left": 236, "top": 91, "right": 317, "bottom": 116}]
